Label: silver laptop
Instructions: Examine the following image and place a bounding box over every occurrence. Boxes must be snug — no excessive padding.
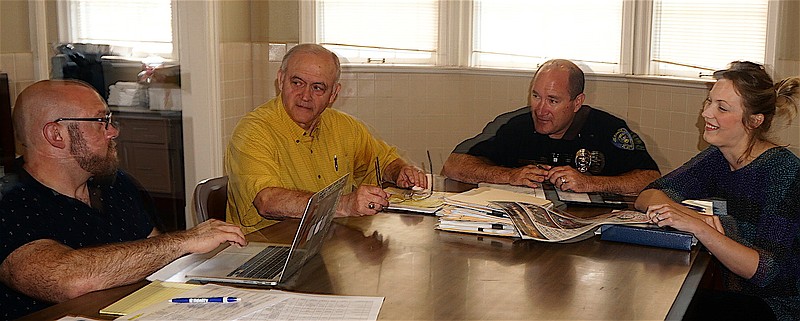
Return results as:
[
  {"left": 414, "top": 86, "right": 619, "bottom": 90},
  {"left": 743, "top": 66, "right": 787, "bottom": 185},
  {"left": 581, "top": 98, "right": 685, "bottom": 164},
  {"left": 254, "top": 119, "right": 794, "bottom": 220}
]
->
[{"left": 186, "top": 174, "right": 348, "bottom": 286}]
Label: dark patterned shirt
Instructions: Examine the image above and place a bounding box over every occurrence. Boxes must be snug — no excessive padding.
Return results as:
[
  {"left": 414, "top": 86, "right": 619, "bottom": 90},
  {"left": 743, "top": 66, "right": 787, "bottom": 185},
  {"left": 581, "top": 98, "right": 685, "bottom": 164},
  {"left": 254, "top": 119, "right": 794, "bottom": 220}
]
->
[
  {"left": 454, "top": 105, "right": 659, "bottom": 176},
  {"left": 647, "top": 146, "right": 800, "bottom": 321},
  {"left": 0, "top": 169, "right": 155, "bottom": 320}
]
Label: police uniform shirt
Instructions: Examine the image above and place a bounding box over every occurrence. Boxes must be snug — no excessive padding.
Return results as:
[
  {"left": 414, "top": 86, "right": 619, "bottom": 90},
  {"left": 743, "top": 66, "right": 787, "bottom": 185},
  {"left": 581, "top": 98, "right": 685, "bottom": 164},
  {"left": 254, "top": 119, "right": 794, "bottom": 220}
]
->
[{"left": 453, "top": 105, "right": 659, "bottom": 175}]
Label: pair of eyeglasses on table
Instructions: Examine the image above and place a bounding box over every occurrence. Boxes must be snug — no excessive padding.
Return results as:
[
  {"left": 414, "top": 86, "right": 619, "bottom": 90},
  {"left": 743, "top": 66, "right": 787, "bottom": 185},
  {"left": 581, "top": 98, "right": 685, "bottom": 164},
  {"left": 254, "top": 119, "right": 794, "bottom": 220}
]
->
[{"left": 376, "top": 150, "right": 434, "bottom": 202}]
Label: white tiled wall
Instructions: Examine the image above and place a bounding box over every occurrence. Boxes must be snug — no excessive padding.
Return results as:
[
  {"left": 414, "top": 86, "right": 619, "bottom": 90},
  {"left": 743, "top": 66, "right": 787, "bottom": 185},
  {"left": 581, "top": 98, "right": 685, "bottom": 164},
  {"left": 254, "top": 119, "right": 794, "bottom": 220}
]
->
[
  {"left": 222, "top": 45, "right": 800, "bottom": 176},
  {"left": 0, "top": 52, "right": 36, "bottom": 107},
  {"left": 335, "top": 72, "right": 530, "bottom": 173},
  {"left": 219, "top": 43, "right": 254, "bottom": 145}
]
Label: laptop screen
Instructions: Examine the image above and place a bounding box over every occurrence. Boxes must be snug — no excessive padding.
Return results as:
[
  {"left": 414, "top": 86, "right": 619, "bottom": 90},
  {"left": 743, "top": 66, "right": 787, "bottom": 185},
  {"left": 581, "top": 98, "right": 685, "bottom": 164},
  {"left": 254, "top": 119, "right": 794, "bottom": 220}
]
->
[{"left": 280, "top": 174, "right": 348, "bottom": 281}]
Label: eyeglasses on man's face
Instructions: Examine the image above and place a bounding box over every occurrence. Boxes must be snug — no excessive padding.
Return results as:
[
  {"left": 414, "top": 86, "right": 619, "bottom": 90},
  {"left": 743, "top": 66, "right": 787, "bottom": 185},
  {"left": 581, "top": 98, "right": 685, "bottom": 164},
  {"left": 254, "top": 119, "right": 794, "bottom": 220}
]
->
[{"left": 54, "top": 111, "right": 116, "bottom": 130}]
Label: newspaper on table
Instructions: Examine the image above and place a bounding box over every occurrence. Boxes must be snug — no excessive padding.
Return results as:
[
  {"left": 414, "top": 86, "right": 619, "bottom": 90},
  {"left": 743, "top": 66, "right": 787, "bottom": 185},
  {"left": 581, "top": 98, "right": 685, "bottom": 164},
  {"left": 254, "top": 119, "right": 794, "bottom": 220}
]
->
[{"left": 490, "top": 201, "right": 650, "bottom": 242}]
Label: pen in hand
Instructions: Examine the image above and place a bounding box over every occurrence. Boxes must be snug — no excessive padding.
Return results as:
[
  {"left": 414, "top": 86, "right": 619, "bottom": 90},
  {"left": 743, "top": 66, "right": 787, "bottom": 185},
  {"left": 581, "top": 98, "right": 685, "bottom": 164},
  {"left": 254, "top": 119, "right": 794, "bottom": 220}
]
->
[
  {"left": 169, "top": 297, "right": 240, "bottom": 303},
  {"left": 375, "top": 157, "right": 383, "bottom": 187}
]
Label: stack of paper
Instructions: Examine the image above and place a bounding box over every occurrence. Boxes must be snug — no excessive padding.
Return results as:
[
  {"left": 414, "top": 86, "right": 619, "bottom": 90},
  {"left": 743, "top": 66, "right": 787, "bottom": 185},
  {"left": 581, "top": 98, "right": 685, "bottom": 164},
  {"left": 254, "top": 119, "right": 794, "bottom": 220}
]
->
[
  {"left": 680, "top": 199, "right": 714, "bottom": 215},
  {"left": 436, "top": 186, "right": 552, "bottom": 237},
  {"left": 444, "top": 186, "right": 551, "bottom": 212},
  {"left": 108, "top": 82, "right": 148, "bottom": 107},
  {"left": 436, "top": 205, "right": 518, "bottom": 237}
]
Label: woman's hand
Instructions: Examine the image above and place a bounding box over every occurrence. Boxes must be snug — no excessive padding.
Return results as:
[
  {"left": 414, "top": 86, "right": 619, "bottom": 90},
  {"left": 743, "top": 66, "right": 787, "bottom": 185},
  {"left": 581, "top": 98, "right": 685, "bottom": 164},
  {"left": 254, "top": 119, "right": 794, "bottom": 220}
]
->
[{"left": 646, "top": 203, "right": 725, "bottom": 235}]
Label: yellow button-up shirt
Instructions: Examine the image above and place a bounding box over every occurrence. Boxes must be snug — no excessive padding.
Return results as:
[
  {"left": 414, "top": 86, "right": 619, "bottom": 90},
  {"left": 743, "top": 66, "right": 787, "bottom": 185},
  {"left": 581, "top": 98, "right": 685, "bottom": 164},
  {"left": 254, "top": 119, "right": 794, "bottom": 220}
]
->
[{"left": 225, "top": 96, "right": 400, "bottom": 233}]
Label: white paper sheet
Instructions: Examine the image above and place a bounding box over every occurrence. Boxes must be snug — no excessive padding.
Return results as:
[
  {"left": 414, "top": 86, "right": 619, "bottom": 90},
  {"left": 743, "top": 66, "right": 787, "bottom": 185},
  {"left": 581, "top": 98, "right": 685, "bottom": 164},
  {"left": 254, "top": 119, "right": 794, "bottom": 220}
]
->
[
  {"left": 477, "top": 183, "right": 547, "bottom": 199},
  {"left": 115, "top": 284, "right": 383, "bottom": 321},
  {"left": 554, "top": 189, "right": 592, "bottom": 203},
  {"left": 240, "top": 290, "right": 384, "bottom": 321}
]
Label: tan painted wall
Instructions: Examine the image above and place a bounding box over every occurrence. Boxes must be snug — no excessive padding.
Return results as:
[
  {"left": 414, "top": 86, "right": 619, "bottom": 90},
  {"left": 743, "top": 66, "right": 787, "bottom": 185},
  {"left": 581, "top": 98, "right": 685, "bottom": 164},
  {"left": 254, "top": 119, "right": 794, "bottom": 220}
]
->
[
  {"left": 216, "top": 0, "right": 799, "bottom": 176},
  {"left": 5, "top": 0, "right": 799, "bottom": 185},
  {"left": 0, "top": 0, "right": 31, "bottom": 53}
]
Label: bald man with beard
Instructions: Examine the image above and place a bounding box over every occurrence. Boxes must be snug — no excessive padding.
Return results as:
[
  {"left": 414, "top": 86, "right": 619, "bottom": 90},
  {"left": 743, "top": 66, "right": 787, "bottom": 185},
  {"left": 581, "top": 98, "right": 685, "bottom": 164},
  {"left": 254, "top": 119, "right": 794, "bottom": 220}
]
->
[{"left": 0, "top": 80, "right": 247, "bottom": 320}]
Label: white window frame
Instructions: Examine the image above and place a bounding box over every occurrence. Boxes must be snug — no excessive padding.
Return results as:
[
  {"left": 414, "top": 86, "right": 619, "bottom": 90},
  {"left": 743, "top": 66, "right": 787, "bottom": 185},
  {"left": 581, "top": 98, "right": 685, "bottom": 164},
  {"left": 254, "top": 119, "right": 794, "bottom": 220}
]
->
[
  {"left": 641, "top": 0, "right": 777, "bottom": 78},
  {"left": 302, "top": 0, "right": 461, "bottom": 67},
  {"left": 302, "top": 0, "right": 779, "bottom": 80},
  {"left": 56, "top": 0, "right": 180, "bottom": 60}
]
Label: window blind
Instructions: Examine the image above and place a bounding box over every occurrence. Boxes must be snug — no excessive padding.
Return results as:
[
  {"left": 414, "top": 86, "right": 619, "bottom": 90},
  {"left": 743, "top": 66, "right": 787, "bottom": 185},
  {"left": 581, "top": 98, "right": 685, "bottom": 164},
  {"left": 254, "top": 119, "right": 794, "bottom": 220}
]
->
[
  {"left": 650, "top": 0, "right": 768, "bottom": 77},
  {"left": 472, "top": 0, "right": 623, "bottom": 73},
  {"left": 66, "top": 0, "right": 173, "bottom": 57},
  {"left": 317, "top": 0, "right": 439, "bottom": 65}
]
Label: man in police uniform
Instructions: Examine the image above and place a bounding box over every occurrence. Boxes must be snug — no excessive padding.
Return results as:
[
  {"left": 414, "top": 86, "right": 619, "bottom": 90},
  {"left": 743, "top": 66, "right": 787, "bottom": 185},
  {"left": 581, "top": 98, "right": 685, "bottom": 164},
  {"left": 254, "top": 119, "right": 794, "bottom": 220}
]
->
[{"left": 442, "top": 59, "right": 660, "bottom": 194}]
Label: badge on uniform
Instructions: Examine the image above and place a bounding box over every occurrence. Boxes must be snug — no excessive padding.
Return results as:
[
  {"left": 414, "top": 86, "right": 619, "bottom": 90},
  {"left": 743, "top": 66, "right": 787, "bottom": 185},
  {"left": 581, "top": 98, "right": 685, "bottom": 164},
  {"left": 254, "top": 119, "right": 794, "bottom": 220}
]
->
[
  {"left": 575, "top": 148, "right": 605, "bottom": 174},
  {"left": 612, "top": 128, "right": 646, "bottom": 151}
]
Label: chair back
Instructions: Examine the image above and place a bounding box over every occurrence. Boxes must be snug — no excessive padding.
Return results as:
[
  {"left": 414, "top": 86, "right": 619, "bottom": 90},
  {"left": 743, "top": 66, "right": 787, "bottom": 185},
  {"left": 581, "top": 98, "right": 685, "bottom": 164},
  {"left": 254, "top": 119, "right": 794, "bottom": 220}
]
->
[{"left": 193, "top": 176, "right": 228, "bottom": 223}]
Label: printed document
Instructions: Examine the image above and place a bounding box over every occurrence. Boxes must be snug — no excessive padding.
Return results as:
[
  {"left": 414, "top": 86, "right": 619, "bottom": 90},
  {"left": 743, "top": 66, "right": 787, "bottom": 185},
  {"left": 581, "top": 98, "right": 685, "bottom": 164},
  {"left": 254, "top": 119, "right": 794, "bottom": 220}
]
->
[{"left": 115, "top": 284, "right": 383, "bottom": 321}]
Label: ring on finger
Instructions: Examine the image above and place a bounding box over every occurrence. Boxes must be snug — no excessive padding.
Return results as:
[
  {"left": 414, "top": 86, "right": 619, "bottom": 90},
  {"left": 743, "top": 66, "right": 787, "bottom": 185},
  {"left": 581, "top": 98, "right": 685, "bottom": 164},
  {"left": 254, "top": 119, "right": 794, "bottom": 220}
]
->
[
  {"left": 368, "top": 202, "right": 375, "bottom": 209},
  {"left": 560, "top": 177, "right": 567, "bottom": 184}
]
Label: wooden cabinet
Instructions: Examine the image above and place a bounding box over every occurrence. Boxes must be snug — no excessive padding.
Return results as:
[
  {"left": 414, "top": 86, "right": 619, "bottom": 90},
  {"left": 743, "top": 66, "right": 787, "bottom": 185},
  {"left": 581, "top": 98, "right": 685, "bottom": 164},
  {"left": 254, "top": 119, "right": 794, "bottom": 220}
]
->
[{"left": 114, "top": 110, "right": 185, "bottom": 231}]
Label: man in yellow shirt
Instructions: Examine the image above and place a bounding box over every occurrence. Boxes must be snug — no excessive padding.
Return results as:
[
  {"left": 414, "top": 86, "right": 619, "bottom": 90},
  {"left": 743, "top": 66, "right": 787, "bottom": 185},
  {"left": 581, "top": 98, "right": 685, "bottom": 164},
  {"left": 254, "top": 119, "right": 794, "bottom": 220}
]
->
[{"left": 226, "top": 44, "right": 427, "bottom": 233}]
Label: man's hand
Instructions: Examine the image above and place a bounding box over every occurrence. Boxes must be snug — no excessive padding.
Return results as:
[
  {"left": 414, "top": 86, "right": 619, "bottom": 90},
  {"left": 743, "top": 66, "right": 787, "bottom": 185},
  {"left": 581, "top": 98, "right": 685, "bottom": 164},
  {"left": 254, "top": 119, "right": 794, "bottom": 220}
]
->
[
  {"left": 395, "top": 165, "right": 428, "bottom": 190},
  {"left": 546, "top": 166, "right": 592, "bottom": 192},
  {"left": 338, "top": 185, "right": 389, "bottom": 216},
  {"left": 507, "top": 164, "right": 549, "bottom": 187},
  {"left": 177, "top": 219, "right": 248, "bottom": 254}
]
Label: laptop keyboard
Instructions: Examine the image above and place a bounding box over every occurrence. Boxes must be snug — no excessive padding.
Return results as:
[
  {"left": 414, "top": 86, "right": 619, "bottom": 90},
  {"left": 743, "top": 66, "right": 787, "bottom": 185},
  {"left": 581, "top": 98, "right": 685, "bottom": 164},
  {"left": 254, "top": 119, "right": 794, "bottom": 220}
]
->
[{"left": 228, "top": 246, "right": 290, "bottom": 279}]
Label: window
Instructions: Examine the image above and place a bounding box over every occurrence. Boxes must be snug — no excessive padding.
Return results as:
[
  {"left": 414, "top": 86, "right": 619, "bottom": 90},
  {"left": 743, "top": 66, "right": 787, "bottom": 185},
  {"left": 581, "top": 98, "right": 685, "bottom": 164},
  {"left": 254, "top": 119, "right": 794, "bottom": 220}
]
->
[
  {"left": 314, "top": 0, "right": 439, "bottom": 65},
  {"left": 650, "top": 0, "right": 769, "bottom": 77},
  {"left": 60, "top": 0, "right": 174, "bottom": 58},
  {"left": 473, "top": 0, "right": 624, "bottom": 73},
  {"left": 304, "top": 0, "right": 775, "bottom": 79}
]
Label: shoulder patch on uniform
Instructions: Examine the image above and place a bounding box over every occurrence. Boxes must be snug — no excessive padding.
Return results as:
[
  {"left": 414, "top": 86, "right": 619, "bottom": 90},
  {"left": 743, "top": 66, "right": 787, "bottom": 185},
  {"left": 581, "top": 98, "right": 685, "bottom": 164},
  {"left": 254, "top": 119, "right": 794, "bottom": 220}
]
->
[
  {"left": 611, "top": 127, "right": 641, "bottom": 150},
  {"left": 612, "top": 128, "right": 646, "bottom": 151}
]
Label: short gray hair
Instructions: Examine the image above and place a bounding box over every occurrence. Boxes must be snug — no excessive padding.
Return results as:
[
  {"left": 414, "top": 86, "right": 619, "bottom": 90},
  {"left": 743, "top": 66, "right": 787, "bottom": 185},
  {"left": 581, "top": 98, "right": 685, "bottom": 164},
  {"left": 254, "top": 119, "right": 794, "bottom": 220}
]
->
[{"left": 280, "top": 44, "right": 341, "bottom": 83}]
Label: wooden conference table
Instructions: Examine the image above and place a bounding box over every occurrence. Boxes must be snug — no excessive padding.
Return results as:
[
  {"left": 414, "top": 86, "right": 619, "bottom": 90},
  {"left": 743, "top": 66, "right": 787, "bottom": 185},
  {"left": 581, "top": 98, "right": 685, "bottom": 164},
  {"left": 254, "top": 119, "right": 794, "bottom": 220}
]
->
[{"left": 21, "top": 182, "right": 710, "bottom": 320}]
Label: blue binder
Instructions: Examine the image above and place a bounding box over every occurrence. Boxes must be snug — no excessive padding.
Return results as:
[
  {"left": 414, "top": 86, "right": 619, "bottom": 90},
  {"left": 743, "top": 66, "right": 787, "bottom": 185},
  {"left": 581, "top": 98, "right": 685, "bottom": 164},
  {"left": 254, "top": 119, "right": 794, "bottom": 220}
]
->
[{"left": 598, "top": 224, "right": 696, "bottom": 251}]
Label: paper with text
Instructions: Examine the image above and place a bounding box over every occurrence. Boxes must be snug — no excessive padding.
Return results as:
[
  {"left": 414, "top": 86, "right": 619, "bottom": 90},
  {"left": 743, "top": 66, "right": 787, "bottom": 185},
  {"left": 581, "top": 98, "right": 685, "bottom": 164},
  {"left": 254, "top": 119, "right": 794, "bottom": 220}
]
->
[
  {"left": 115, "top": 284, "right": 383, "bottom": 321},
  {"left": 240, "top": 291, "right": 384, "bottom": 320}
]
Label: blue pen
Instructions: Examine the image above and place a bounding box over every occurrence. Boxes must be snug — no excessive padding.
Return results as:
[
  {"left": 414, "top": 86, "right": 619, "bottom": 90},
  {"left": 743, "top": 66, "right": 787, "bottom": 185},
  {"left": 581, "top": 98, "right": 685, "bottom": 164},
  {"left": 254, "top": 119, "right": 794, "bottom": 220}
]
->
[{"left": 169, "top": 297, "right": 240, "bottom": 303}]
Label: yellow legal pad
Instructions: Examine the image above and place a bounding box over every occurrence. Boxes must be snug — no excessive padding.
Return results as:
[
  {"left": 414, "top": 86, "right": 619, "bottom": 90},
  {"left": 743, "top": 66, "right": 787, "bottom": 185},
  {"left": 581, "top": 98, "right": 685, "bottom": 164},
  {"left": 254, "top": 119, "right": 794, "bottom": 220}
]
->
[{"left": 100, "top": 281, "right": 200, "bottom": 316}]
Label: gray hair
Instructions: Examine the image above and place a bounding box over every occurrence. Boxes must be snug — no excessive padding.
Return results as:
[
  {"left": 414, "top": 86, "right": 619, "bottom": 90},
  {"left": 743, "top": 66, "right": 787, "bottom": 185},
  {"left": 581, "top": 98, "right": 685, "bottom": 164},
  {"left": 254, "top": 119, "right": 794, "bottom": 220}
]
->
[{"left": 280, "top": 44, "right": 341, "bottom": 83}]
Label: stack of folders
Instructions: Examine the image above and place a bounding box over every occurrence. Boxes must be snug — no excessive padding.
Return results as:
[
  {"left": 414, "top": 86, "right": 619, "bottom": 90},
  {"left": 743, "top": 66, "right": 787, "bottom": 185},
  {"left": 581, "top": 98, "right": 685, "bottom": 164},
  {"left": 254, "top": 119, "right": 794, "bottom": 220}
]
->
[
  {"left": 436, "top": 206, "right": 518, "bottom": 237},
  {"left": 598, "top": 224, "right": 697, "bottom": 251},
  {"left": 597, "top": 199, "right": 706, "bottom": 251},
  {"left": 436, "top": 186, "right": 552, "bottom": 237}
]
